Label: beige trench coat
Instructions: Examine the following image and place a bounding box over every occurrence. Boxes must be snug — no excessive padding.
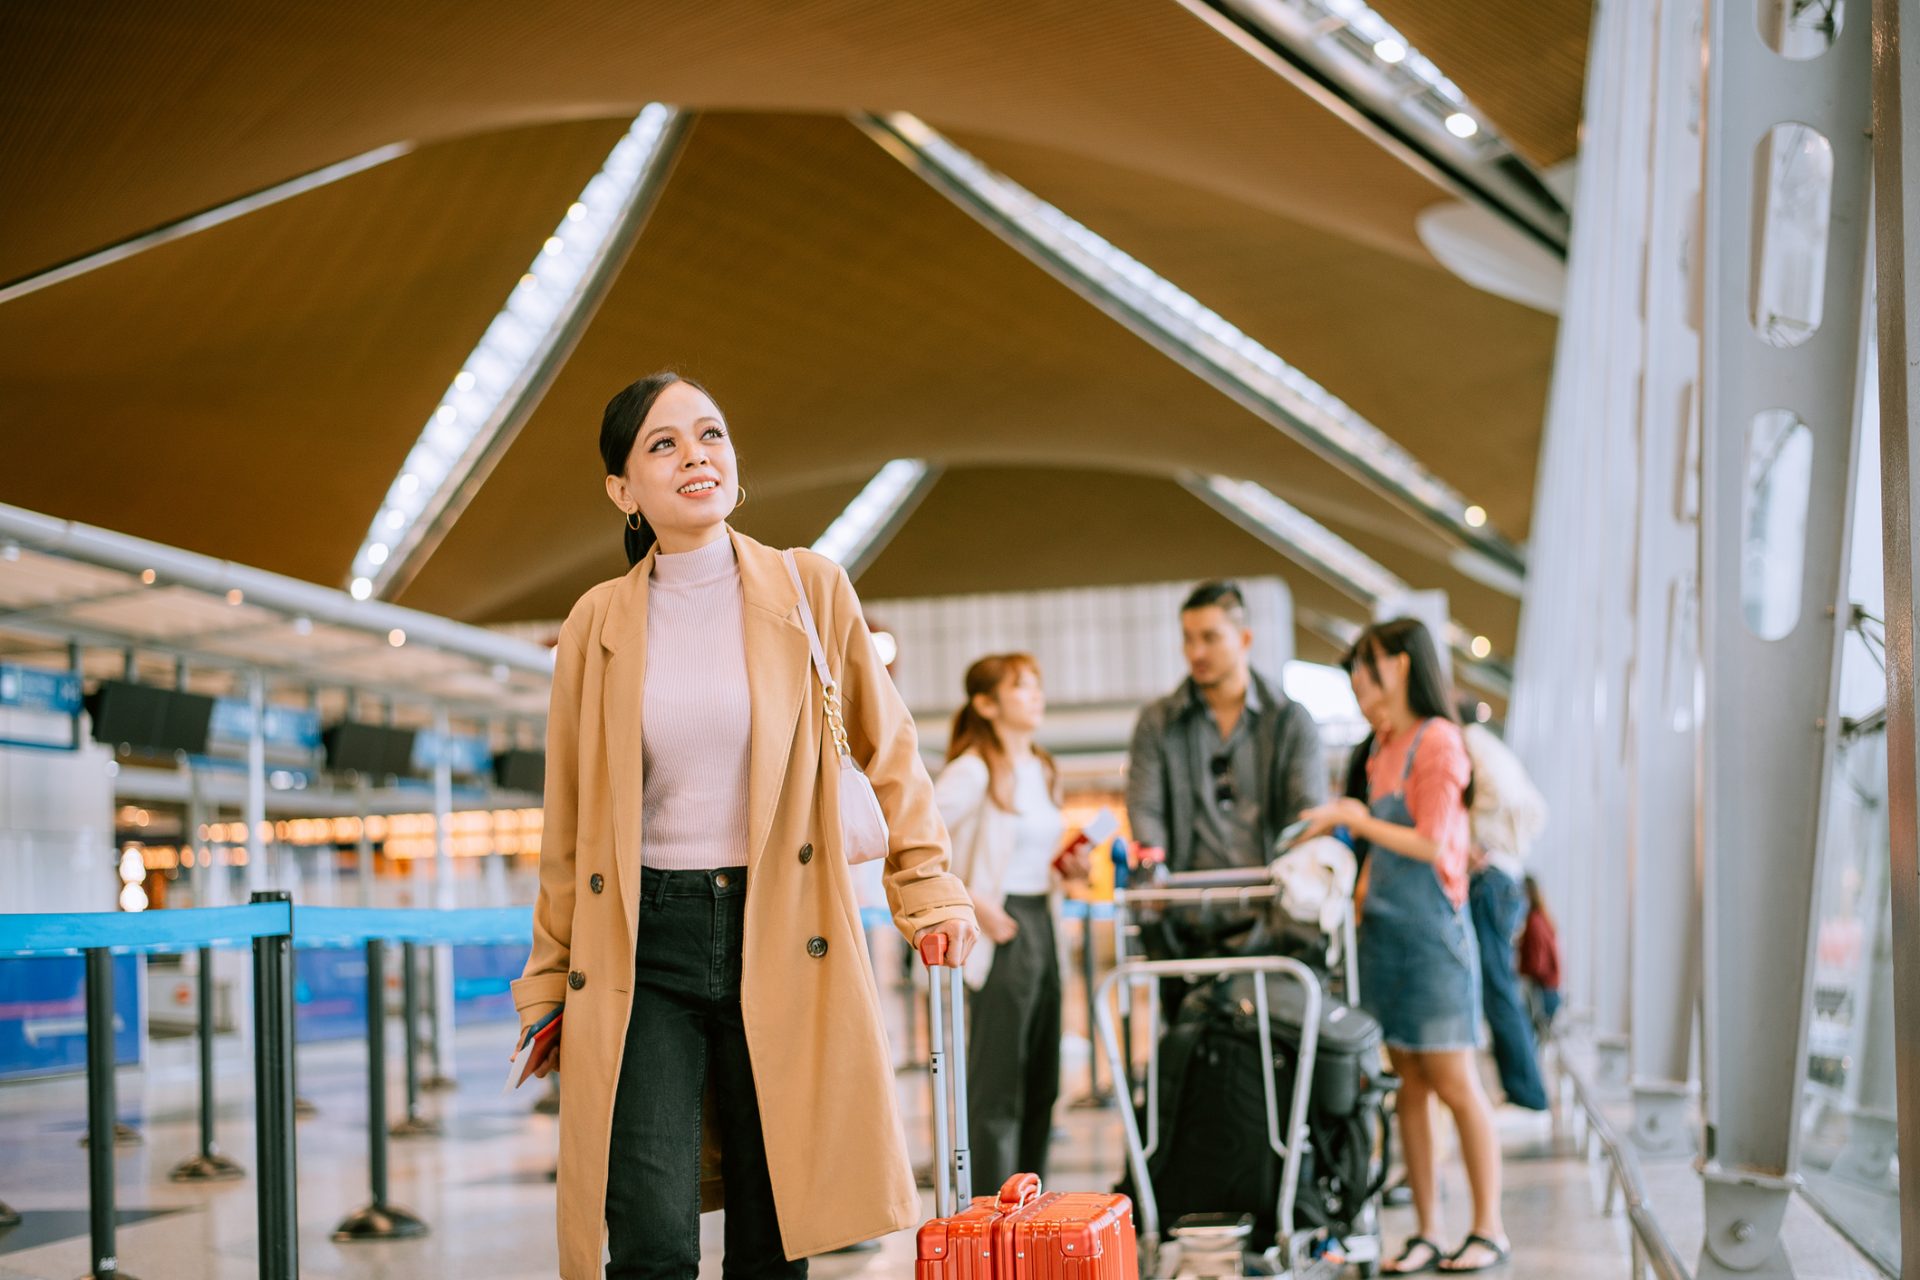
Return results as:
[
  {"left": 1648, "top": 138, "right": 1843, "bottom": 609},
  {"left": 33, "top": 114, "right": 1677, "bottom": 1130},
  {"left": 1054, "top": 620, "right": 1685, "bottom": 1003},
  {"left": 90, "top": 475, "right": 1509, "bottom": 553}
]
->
[{"left": 511, "top": 528, "right": 976, "bottom": 1278}]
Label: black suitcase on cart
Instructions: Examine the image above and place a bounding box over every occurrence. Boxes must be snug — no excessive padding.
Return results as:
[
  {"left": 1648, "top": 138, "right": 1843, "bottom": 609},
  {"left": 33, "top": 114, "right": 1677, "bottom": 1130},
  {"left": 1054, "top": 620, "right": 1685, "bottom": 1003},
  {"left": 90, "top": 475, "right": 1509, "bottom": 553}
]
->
[{"left": 1133, "top": 976, "right": 1393, "bottom": 1252}]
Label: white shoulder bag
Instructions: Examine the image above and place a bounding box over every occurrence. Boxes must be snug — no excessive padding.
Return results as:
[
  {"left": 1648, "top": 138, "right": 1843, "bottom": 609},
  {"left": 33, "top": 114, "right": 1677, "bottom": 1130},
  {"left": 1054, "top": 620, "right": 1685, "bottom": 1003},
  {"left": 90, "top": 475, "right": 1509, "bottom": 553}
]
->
[{"left": 783, "top": 550, "right": 892, "bottom": 865}]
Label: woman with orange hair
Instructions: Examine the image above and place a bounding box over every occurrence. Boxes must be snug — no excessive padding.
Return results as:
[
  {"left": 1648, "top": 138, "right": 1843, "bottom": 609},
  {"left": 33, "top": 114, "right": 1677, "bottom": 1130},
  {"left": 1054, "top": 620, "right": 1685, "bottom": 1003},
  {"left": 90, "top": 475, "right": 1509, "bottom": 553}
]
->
[{"left": 935, "top": 653, "right": 1087, "bottom": 1193}]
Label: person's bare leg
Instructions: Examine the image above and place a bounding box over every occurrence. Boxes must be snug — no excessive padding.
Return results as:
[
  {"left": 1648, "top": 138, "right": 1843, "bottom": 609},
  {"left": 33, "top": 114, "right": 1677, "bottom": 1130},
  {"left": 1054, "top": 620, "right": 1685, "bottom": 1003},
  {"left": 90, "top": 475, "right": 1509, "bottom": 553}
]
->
[
  {"left": 1423, "top": 1049, "right": 1507, "bottom": 1270},
  {"left": 1384, "top": 1048, "right": 1443, "bottom": 1273}
]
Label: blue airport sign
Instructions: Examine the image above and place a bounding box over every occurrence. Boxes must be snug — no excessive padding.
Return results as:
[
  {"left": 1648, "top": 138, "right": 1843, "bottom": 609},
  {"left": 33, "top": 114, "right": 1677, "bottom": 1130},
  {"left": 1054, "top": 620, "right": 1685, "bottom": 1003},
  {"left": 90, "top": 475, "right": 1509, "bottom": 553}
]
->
[
  {"left": 0, "top": 664, "right": 82, "bottom": 716},
  {"left": 209, "top": 698, "right": 322, "bottom": 751}
]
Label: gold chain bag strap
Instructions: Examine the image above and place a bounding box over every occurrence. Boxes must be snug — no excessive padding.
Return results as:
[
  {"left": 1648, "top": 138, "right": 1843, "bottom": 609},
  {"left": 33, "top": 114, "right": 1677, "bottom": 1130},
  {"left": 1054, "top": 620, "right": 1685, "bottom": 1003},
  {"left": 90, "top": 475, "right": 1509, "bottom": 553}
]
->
[{"left": 783, "top": 550, "right": 892, "bottom": 865}]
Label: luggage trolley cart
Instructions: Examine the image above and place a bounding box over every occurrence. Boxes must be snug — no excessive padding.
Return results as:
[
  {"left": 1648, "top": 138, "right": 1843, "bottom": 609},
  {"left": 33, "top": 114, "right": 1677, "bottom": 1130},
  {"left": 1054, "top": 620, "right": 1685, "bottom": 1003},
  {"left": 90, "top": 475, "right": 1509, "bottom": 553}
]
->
[
  {"left": 1115, "top": 867, "right": 1359, "bottom": 1009},
  {"left": 1105, "top": 871, "right": 1384, "bottom": 1278},
  {"left": 1095, "top": 955, "right": 1328, "bottom": 1279}
]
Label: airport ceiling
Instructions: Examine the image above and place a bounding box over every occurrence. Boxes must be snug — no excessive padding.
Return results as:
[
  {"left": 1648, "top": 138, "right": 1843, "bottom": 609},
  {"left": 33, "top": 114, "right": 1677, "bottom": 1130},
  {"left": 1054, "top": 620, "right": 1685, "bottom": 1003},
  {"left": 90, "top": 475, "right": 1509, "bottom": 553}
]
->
[{"left": 0, "top": 0, "right": 1589, "bottom": 659}]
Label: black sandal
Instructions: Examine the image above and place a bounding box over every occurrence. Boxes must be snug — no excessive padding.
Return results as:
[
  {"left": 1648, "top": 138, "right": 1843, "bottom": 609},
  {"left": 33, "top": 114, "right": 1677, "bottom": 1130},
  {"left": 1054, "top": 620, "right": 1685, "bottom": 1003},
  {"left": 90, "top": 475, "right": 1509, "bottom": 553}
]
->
[
  {"left": 1439, "top": 1234, "right": 1511, "bottom": 1273},
  {"left": 1385, "top": 1237, "right": 1445, "bottom": 1274}
]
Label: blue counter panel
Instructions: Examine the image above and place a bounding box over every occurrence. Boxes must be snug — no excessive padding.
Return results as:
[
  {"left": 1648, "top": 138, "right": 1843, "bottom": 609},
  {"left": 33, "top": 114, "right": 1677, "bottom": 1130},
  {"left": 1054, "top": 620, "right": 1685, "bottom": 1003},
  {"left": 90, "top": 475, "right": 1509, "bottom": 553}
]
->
[
  {"left": 0, "top": 954, "right": 143, "bottom": 1080},
  {"left": 294, "top": 942, "right": 529, "bottom": 1041}
]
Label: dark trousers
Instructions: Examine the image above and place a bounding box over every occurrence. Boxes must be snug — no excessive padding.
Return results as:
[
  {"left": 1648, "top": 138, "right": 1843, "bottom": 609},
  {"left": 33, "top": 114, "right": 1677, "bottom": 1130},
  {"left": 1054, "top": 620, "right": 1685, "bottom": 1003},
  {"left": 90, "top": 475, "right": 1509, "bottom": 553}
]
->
[
  {"left": 606, "top": 867, "right": 805, "bottom": 1280},
  {"left": 965, "top": 894, "right": 1062, "bottom": 1195},
  {"left": 1468, "top": 867, "right": 1548, "bottom": 1111}
]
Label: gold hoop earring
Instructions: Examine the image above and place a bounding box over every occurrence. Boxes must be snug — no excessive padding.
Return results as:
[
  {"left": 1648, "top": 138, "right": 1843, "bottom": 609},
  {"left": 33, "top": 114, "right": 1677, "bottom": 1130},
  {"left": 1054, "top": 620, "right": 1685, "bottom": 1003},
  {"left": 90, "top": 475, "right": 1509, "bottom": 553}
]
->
[
  {"left": 625, "top": 509, "right": 643, "bottom": 531},
  {"left": 734, "top": 486, "right": 749, "bottom": 510}
]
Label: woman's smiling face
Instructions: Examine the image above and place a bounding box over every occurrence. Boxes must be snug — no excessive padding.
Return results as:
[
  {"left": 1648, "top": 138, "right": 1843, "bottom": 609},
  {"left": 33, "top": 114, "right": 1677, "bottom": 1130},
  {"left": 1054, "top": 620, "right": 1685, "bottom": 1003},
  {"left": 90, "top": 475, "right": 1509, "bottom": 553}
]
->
[{"left": 605, "top": 380, "right": 738, "bottom": 548}]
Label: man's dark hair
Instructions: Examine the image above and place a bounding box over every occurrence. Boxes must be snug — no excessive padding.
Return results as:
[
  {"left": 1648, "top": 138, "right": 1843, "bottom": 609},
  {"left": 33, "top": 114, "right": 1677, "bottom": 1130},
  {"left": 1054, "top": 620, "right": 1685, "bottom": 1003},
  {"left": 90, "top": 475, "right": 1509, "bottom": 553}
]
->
[{"left": 1181, "top": 580, "right": 1246, "bottom": 620}]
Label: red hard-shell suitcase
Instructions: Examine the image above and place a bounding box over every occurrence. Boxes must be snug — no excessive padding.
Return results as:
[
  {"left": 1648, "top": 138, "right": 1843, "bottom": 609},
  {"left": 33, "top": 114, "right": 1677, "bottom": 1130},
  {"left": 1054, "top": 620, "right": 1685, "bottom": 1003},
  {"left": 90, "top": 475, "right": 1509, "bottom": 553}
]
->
[
  {"left": 991, "top": 1173, "right": 1137, "bottom": 1280},
  {"left": 913, "top": 937, "right": 1137, "bottom": 1280}
]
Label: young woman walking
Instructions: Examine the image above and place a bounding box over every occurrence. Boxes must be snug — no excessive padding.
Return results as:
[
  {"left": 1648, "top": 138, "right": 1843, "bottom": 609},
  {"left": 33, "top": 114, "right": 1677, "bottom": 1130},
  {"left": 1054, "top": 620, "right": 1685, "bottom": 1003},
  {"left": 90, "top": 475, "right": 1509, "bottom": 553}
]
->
[
  {"left": 1298, "top": 619, "right": 1507, "bottom": 1274},
  {"left": 512, "top": 371, "right": 979, "bottom": 1279},
  {"left": 934, "top": 653, "right": 1089, "bottom": 1193}
]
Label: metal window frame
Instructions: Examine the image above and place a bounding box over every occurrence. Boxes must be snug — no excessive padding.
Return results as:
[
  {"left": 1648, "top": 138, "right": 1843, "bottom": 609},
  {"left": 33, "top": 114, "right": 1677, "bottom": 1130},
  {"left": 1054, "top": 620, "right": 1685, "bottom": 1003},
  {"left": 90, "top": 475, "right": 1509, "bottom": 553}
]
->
[
  {"left": 1696, "top": 2, "right": 1875, "bottom": 1275},
  {"left": 1870, "top": 0, "right": 1920, "bottom": 1270}
]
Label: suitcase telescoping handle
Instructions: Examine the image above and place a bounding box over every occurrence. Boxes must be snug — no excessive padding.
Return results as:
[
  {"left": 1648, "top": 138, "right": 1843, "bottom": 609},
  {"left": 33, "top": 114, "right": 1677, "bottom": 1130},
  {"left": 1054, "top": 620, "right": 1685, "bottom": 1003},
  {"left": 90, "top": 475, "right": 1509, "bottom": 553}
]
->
[{"left": 920, "top": 933, "right": 973, "bottom": 1219}]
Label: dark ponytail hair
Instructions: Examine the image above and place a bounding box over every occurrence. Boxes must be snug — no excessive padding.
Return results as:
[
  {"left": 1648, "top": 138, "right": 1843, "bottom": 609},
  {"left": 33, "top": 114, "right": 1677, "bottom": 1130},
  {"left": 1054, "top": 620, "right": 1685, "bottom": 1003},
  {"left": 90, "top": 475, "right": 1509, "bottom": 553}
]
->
[
  {"left": 1343, "top": 617, "right": 1475, "bottom": 805},
  {"left": 600, "top": 371, "right": 717, "bottom": 566}
]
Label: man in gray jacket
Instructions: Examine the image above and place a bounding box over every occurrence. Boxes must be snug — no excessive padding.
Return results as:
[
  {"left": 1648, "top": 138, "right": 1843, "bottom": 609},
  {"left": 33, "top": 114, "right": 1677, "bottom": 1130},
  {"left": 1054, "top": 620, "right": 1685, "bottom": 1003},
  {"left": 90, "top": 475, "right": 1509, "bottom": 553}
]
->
[{"left": 1127, "top": 581, "right": 1328, "bottom": 891}]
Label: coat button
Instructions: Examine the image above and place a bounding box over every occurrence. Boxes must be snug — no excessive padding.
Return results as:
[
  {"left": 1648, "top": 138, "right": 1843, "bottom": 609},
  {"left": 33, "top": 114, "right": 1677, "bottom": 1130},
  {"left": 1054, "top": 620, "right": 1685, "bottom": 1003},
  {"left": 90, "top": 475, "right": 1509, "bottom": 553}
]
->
[
  {"left": 589, "top": 874, "right": 604, "bottom": 894},
  {"left": 798, "top": 843, "right": 814, "bottom": 865},
  {"left": 568, "top": 971, "right": 586, "bottom": 990},
  {"left": 806, "top": 937, "right": 828, "bottom": 959}
]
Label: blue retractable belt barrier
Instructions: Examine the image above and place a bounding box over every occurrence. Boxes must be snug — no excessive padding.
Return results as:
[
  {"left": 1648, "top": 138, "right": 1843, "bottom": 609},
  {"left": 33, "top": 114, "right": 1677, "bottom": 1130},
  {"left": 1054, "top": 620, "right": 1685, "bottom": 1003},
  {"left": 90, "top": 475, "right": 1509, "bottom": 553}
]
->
[
  {"left": 0, "top": 902, "right": 293, "bottom": 957},
  {"left": 0, "top": 903, "right": 544, "bottom": 957},
  {"left": 291, "top": 906, "right": 533, "bottom": 948},
  {"left": 0, "top": 896, "right": 303, "bottom": 1279}
]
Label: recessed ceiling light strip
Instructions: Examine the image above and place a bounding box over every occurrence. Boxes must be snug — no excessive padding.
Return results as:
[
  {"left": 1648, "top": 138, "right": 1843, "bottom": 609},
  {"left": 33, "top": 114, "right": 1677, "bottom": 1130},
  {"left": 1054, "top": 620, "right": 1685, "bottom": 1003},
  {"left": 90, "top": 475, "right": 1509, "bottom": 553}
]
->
[
  {"left": 0, "top": 144, "right": 415, "bottom": 306},
  {"left": 349, "top": 106, "right": 691, "bottom": 602},
  {"left": 1192, "top": 0, "right": 1569, "bottom": 251},
  {"left": 859, "top": 112, "right": 1526, "bottom": 583},
  {"left": 810, "top": 460, "right": 941, "bottom": 579}
]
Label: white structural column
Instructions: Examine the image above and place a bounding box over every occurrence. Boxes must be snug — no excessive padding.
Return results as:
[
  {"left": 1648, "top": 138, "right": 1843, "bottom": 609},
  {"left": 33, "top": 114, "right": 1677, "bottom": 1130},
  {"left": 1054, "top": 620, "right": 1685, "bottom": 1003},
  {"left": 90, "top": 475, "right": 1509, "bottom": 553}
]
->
[
  {"left": 245, "top": 668, "right": 267, "bottom": 894},
  {"left": 1505, "top": 0, "right": 1652, "bottom": 1055},
  {"left": 1697, "top": 1, "right": 1873, "bottom": 1275},
  {"left": 1583, "top": 0, "right": 1649, "bottom": 1087},
  {"left": 1870, "top": 0, "right": 1920, "bottom": 1267},
  {"left": 429, "top": 706, "right": 457, "bottom": 1084},
  {"left": 1628, "top": 0, "right": 1708, "bottom": 1157}
]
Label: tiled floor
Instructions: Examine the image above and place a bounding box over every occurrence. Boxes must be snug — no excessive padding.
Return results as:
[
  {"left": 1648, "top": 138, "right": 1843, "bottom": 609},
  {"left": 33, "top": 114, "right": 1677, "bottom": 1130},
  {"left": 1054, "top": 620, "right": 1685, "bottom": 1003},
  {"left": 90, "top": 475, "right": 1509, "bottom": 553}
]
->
[
  {"left": 0, "top": 1029, "right": 1614, "bottom": 1279},
  {"left": 0, "top": 990, "right": 1888, "bottom": 1278}
]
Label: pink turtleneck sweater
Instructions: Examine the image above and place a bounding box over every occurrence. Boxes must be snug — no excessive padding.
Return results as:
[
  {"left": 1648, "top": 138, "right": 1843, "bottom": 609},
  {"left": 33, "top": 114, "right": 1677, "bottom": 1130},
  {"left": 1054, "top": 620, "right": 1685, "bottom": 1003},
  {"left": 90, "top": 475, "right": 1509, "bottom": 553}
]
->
[{"left": 641, "top": 535, "right": 752, "bottom": 870}]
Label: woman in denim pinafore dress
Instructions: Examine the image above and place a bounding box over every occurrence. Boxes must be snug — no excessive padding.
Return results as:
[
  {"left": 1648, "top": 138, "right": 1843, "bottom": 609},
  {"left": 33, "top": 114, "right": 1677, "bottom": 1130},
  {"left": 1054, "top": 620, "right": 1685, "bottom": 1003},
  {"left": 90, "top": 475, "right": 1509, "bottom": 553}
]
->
[{"left": 1297, "top": 619, "right": 1510, "bottom": 1275}]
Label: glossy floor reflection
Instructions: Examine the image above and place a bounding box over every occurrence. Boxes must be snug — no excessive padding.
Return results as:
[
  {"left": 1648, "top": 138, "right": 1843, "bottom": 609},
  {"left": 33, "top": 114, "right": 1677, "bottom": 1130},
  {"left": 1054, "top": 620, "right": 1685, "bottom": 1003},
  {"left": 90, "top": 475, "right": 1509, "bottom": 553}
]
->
[{"left": 0, "top": 1017, "right": 1636, "bottom": 1280}]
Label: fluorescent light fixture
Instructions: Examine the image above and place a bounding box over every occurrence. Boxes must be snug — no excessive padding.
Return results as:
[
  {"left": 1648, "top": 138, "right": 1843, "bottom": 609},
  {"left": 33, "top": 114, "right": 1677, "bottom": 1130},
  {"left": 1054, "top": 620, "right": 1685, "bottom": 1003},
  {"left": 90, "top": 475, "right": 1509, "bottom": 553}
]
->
[
  {"left": 0, "top": 144, "right": 414, "bottom": 306},
  {"left": 348, "top": 105, "right": 687, "bottom": 599},
  {"left": 863, "top": 113, "right": 1523, "bottom": 579},
  {"left": 1229, "top": 0, "right": 1498, "bottom": 153},
  {"left": 811, "top": 460, "right": 939, "bottom": 577}
]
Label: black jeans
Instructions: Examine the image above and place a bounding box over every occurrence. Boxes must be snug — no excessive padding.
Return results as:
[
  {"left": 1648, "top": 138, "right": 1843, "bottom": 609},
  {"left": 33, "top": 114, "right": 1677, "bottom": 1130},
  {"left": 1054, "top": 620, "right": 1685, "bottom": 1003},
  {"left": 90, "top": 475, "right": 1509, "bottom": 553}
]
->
[
  {"left": 605, "top": 867, "right": 804, "bottom": 1280},
  {"left": 965, "top": 894, "right": 1062, "bottom": 1194}
]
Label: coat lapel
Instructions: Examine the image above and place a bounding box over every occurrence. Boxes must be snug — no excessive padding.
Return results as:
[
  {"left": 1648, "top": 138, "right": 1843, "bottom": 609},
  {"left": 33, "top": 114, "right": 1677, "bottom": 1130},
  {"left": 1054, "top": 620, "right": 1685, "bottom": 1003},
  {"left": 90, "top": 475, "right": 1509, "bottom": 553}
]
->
[
  {"left": 599, "top": 548, "right": 657, "bottom": 950},
  {"left": 733, "top": 529, "right": 811, "bottom": 875}
]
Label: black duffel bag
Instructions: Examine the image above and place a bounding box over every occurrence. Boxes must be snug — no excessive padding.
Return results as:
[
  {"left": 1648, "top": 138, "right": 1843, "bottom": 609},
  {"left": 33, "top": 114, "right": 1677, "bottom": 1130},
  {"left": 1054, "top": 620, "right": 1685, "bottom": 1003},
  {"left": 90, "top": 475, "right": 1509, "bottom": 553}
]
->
[{"left": 1196, "top": 973, "right": 1385, "bottom": 1117}]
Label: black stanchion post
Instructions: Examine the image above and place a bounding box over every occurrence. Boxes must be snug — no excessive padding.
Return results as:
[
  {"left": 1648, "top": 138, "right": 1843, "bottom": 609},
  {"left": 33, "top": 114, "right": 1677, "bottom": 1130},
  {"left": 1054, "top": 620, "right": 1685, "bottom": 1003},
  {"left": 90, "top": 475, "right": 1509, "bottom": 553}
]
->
[
  {"left": 390, "top": 942, "right": 440, "bottom": 1137},
  {"left": 420, "top": 945, "right": 455, "bottom": 1093},
  {"left": 171, "top": 946, "right": 244, "bottom": 1182},
  {"left": 252, "top": 890, "right": 299, "bottom": 1280},
  {"left": 333, "top": 938, "right": 427, "bottom": 1241},
  {"left": 84, "top": 947, "right": 134, "bottom": 1279}
]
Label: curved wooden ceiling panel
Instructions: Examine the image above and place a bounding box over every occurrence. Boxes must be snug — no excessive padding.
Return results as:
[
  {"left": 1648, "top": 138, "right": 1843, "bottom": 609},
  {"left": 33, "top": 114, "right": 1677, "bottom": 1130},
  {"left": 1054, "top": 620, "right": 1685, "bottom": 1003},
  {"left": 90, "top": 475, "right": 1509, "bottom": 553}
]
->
[
  {"left": 396, "top": 113, "right": 1471, "bottom": 627},
  {"left": 1, "top": 0, "right": 1470, "bottom": 284},
  {"left": 0, "top": 118, "right": 629, "bottom": 586},
  {"left": 1365, "top": 0, "right": 1592, "bottom": 166},
  {"left": 949, "top": 129, "right": 1557, "bottom": 540}
]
